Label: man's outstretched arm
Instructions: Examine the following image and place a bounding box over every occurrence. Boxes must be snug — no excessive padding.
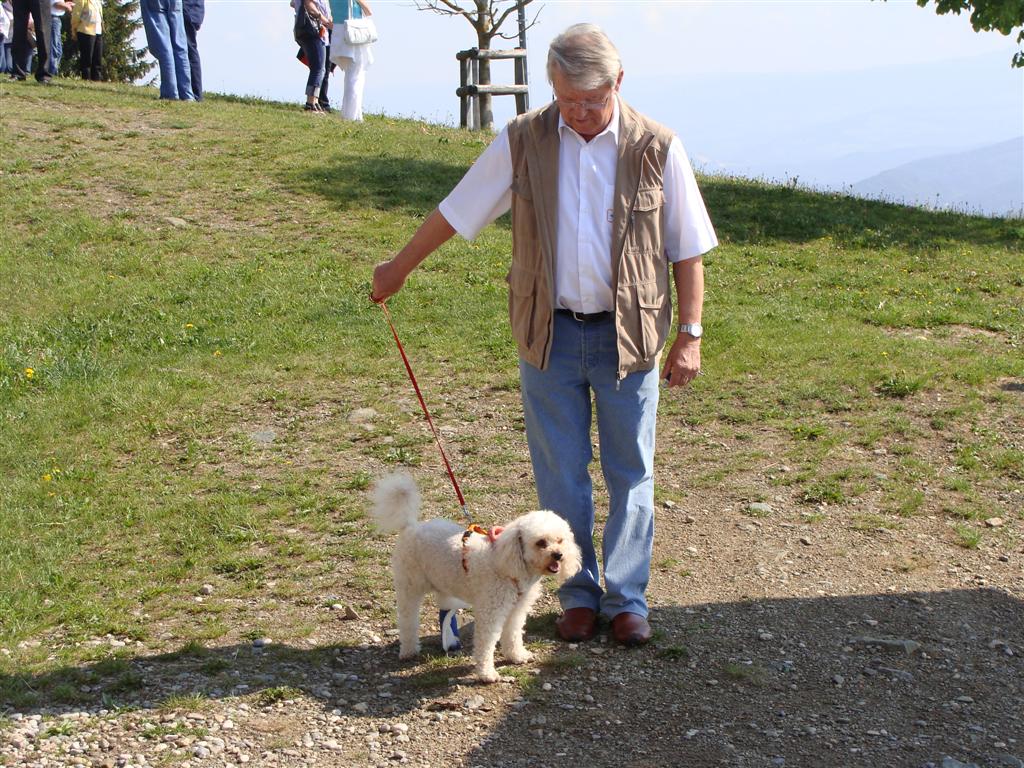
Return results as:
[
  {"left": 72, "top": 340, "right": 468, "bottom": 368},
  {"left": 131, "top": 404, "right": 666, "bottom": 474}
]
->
[{"left": 371, "top": 209, "right": 457, "bottom": 303}]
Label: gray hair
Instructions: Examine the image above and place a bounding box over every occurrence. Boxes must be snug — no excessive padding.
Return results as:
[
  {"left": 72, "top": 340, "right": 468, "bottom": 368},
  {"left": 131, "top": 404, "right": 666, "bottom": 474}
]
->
[{"left": 546, "top": 23, "right": 622, "bottom": 91}]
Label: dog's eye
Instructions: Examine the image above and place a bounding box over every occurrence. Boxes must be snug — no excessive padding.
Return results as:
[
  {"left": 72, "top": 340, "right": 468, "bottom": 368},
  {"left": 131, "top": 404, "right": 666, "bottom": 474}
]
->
[{"left": 535, "top": 539, "right": 547, "bottom": 549}]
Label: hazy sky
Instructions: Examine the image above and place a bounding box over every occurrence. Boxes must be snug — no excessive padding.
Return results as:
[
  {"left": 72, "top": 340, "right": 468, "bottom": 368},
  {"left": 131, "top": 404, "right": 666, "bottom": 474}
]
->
[{"left": 159, "top": 0, "right": 1023, "bottom": 188}]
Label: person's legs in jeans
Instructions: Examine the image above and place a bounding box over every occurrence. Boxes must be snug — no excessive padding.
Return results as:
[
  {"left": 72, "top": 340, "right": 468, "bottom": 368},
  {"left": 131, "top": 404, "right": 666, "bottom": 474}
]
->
[
  {"left": 591, "top": 334, "right": 659, "bottom": 620},
  {"left": 0, "top": 36, "right": 9, "bottom": 73},
  {"left": 166, "top": 0, "right": 192, "bottom": 99},
  {"left": 47, "top": 12, "right": 60, "bottom": 75},
  {"left": 519, "top": 314, "right": 604, "bottom": 614},
  {"left": 140, "top": 0, "right": 177, "bottom": 98},
  {"left": 182, "top": 15, "right": 201, "bottom": 99},
  {"left": 299, "top": 35, "right": 324, "bottom": 108},
  {"left": 317, "top": 32, "right": 330, "bottom": 110},
  {"left": 520, "top": 313, "right": 659, "bottom": 621}
]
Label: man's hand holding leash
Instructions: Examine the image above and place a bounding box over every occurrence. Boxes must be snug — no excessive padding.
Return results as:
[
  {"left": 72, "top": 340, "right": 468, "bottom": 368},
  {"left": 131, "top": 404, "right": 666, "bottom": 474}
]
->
[{"left": 370, "top": 260, "right": 406, "bottom": 304}]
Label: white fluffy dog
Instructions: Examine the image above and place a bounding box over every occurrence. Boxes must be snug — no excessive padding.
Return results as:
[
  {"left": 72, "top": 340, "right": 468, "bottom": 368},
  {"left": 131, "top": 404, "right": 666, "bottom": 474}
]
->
[{"left": 371, "top": 473, "right": 581, "bottom": 683}]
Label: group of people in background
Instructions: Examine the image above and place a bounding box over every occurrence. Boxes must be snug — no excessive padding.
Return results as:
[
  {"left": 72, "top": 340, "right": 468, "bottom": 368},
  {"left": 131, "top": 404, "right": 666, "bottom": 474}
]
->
[
  {"left": 293, "top": 0, "right": 372, "bottom": 120},
  {"left": 2, "top": 0, "right": 113, "bottom": 82},
  {"left": 1, "top": 0, "right": 65, "bottom": 81},
  {"left": 1, "top": 0, "right": 204, "bottom": 100},
  {"left": 3, "top": 0, "right": 376, "bottom": 115}
]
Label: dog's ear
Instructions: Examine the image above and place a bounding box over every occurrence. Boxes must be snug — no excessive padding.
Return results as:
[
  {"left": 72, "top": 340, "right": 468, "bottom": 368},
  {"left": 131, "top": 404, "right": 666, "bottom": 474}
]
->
[
  {"left": 492, "top": 526, "right": 529, "bottom": 580},
  {"left": 557, "top": 523, "right": 583, "bottom": 584}
]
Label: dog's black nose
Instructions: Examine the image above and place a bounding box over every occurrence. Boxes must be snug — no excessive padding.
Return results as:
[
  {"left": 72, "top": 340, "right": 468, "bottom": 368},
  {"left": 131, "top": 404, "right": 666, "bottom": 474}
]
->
[{"left": 552, "top": 552, "right": 562, "bottom": 561}]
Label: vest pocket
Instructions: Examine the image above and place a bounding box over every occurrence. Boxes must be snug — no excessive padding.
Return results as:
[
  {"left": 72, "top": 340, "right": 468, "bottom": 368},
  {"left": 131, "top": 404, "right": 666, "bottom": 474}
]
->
[
  {"left": 635, "top": 279, "right": 662, "bottom": 361},
  {"left": 634, "top": 187, "right": 664, "bottom": 211},
  {"left": 629, "top": 186, "right": 665, "bottom": 253},
  {"left": 507, "top": 265, "right": 541, "bottom": 350}
]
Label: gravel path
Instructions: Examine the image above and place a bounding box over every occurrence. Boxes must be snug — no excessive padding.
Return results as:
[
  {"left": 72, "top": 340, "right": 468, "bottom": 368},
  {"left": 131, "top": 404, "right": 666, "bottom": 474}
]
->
[{"left": 3, "top": 492, "right": 1022, "bottom": 768}]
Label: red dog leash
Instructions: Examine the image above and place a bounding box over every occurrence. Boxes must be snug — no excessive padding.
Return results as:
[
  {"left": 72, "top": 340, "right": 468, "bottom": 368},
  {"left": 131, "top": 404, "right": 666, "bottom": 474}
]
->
[{"left": 377, "top": 301, "right": 470, "bottom": 523}]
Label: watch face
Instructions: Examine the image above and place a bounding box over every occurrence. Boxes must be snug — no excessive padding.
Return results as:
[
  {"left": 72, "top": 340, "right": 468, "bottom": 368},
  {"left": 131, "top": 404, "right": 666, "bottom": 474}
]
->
[{"left": 681, "top": 323, "right": 702, "bottom": 338}]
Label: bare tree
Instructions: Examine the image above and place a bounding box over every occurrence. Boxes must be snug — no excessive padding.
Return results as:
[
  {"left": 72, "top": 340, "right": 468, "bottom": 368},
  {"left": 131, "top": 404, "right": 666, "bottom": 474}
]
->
[{"left": 414, "top": 0, "right": 541, "bottom": 129}]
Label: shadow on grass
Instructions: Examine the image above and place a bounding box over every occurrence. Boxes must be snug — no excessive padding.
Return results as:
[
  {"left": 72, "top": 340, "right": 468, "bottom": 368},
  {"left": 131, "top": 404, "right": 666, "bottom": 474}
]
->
[
  {"left": 286, "top": 155, "right": 474, "bottom": 220},
  {"left": 3, "top": 588, "right": 1022, "bottom": 766},
  {"left": 288, "top": 150, "right": 1023, "bottom": 251},
  {"left": 699, "top": 176, "right": 1024, "bottom": 249}
]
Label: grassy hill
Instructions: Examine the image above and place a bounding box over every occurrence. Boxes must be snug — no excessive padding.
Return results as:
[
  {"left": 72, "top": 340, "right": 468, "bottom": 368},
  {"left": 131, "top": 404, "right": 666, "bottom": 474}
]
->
[{"left": 1, "top": 79, "right": 1022, "bottom": 710}]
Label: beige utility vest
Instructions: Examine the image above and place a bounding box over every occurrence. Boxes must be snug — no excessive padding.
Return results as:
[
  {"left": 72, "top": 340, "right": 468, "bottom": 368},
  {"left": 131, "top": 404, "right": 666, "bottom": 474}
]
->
[{"left": 506, "top": 100, "right": 676, "bottom": 380}]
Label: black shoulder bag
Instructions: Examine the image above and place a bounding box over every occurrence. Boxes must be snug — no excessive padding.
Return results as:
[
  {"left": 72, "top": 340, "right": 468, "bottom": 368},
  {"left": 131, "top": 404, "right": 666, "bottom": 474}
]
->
[{"left": 293, "top": 3, "right": 321, "bottom": 42}]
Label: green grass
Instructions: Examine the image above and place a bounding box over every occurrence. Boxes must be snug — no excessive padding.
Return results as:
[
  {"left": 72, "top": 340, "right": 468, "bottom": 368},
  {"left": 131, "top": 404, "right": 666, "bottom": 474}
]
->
[
  {"left": 722, "top": 662, "right": 768, "bottom": 685},
  {"left": 254, "top": 686, "right": 304, "bottom": 706},
  {"left": 953, "top": 524, "right": 983, "bottom": 550},
  {"left": 1, "top": 79, "right": 1022, "bottom": 695},
  {"left": 657, "top": 645, "right": 691, "bottom": 662}
]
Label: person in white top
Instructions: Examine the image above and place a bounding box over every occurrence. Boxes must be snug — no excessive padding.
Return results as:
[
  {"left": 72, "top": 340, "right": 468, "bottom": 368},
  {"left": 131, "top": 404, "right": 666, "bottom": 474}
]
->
[
  {"left": 0, "top": 1, "right": 13, "bottom": 74},
  {"left": 372, "top": 24, "right": 717, "bottom": 648}
]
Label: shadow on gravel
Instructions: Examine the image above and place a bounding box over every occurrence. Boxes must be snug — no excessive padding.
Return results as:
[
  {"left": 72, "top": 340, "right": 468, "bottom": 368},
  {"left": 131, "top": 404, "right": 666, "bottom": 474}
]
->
[{"left": 3, "top": 588, "right": 1022, "bottom": 768}]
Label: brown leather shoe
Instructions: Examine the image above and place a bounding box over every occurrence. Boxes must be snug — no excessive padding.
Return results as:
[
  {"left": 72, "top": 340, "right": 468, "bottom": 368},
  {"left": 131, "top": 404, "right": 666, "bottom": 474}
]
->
[
  {"left": 611, "top": 612, "right": 651, "bottom": 647},
  {"left": 555, "top": 607, "right": 598, "bottom": 642}
]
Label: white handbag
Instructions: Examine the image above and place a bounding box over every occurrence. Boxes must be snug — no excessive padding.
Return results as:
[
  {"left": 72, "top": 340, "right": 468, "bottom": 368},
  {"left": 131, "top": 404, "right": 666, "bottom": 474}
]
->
[
  {"left": 343, "top": 17, "right": 377, "bottom": 45},
  {"left": 343, "top": 1, "right": 377, "bottom": 46}
]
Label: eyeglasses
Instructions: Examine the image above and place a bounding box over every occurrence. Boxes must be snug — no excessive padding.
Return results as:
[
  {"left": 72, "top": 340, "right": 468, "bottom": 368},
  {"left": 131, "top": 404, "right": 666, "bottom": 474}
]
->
[{"left": 553, "top": 92, "right": 614, "bottom": 112}]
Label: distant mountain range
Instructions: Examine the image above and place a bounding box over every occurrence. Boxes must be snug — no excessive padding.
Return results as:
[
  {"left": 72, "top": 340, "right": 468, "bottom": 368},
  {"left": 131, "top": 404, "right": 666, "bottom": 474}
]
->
[
  {"left": 849, "top": 138, "right": 1023, "bottom": 218},
  {"left": 637, "top": 51, "right": 1023, "bottom": 219}
]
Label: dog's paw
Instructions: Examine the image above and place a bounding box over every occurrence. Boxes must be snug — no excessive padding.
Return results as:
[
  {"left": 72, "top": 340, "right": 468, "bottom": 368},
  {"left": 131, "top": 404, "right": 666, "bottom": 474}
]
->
[
  {"left": 474, "top": 668, "right": 501, "bottom": 684},
  {"left": 505, "top": 648, "right": 534, "bottom": 665},
  {"left": 398, "top": 646, "right": 420, "bottom": 661}
]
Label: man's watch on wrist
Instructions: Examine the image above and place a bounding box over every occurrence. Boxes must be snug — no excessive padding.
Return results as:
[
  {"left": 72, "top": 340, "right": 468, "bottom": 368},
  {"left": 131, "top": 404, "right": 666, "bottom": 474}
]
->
[{"left": 677, "top": 322, "right": 703, "bottom": 339}]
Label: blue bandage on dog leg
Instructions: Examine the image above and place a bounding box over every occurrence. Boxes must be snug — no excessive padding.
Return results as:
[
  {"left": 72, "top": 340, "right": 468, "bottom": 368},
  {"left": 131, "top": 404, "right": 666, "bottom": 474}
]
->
[{"left": 439, "top": 609, "right": 462, "bottom": 653}]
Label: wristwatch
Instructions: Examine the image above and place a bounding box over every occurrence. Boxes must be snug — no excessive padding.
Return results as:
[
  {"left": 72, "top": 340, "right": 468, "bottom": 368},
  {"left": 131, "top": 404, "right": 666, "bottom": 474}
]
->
[{"left": 677, "top": 322, "right": 703, "bottom": 338}]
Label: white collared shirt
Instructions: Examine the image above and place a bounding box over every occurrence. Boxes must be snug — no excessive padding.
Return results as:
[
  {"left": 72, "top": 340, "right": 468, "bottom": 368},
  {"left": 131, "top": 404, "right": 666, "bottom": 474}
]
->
[{"left": 439, "top": 98, "right": 718, "bottom": 313}]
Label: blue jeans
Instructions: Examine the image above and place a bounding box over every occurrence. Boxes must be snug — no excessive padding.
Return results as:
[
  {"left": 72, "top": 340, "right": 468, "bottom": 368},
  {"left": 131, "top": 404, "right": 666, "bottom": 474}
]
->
[
  {"left": 140, "top": 0, "right": 193, "bottom": 99},
  {"left": 297, "top": 32, "right": 325, "bottom": 98},
  {"left": 182, "top": 16, "right": 201, "bottom": 99},
  {"left": 519, "top": 312, "right": 660, "bottom": 620},
  {"left": 47, "top": 13, "right": 62, "bottom": 75},
  {"left": 0, "top": 40, "right": 9, "bottom": 73}
]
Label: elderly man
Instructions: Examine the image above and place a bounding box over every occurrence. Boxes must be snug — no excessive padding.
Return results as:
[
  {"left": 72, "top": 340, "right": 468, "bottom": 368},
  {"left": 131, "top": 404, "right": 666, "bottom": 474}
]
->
[{"left": 372, "top": 23, "right": 717, "bottom": 647}]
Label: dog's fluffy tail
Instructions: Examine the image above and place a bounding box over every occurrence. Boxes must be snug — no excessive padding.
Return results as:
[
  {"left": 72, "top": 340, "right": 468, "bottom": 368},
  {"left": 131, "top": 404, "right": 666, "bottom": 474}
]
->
[{"left": 370, "top": 472, "right": 421, "bottom": 533}]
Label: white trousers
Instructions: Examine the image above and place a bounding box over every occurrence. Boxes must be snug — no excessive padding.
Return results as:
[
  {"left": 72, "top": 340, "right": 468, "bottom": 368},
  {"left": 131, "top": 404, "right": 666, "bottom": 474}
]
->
[{"left": 339, "top": 58, "right": 367, "bottom": 121}]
